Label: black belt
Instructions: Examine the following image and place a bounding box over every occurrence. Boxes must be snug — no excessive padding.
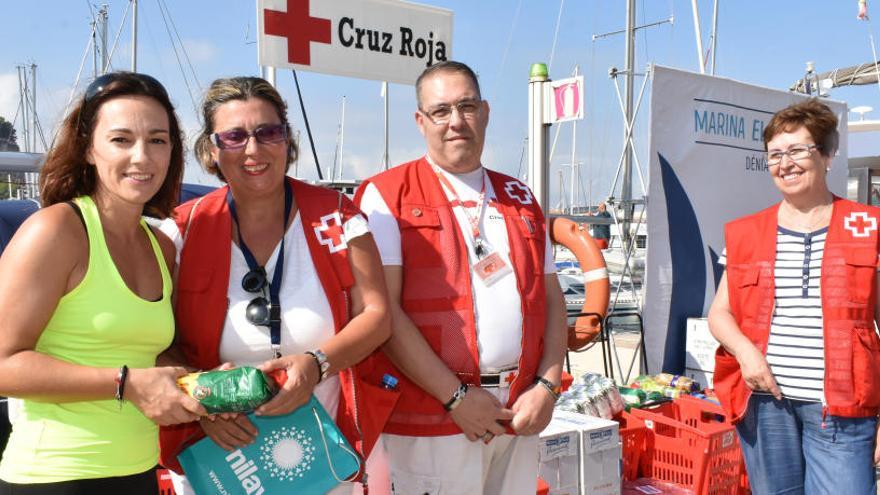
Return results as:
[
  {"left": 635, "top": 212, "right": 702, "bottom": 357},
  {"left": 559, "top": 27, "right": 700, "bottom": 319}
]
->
[{"left": 463, "top": 368, "right": 518, "bottom": 388}]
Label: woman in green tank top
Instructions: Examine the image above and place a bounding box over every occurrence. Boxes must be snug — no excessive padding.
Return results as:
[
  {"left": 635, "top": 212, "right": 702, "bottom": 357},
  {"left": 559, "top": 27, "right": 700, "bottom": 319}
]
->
[{"left": 0, "top": 72, "right": 207, "bottom": 494}]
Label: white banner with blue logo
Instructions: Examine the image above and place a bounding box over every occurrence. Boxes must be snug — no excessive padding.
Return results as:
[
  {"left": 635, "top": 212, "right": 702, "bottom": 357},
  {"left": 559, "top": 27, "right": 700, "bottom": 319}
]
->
[{"left": 644, "top": 65, "right": 848, "bottom": 374}]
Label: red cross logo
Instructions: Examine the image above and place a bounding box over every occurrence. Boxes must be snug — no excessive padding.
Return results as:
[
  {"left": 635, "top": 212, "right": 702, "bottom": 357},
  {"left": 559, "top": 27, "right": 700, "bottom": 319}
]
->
[
  {"left": 314, "top": 212, "right": 347, "bottom": 253},
  {"left": 499, "top": 369, "right": 517, "bottom": 388},
  {"left": 844, "top": 212, "right": 877, "bottom": 238},
  {"left": 264, "top": 0, "right": 331, "bottom": 66},
  {"left": 503, "top": 181, "right": 533, "bottom": 205}
]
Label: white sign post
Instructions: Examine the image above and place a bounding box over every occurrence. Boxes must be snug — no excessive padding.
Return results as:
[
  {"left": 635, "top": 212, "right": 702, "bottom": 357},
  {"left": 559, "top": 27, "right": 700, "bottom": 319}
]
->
[
  {"left": 643, "top": 65, "right": 848, "bottom": 374},
  {"left": 257, "top": 0, "right": 453, "bottom": 85}
]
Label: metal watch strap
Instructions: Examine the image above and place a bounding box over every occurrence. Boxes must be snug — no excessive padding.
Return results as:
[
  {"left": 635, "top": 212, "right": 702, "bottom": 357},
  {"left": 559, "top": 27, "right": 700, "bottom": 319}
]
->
[
  {"left": 535, "top": 376, "right": 561, "bottom": 400},
  {"left": 443, "top": 383, "right": 468, "bottom": 411}
]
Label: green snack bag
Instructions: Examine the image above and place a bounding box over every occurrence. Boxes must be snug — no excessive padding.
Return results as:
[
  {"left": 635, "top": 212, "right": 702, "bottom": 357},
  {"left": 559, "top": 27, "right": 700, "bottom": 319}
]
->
[
  {"left": 177, "top": 367, "right": 279, "bottom": 414},
  {"left": 618, "top": 386, "right": 646, "bottom": 409}
]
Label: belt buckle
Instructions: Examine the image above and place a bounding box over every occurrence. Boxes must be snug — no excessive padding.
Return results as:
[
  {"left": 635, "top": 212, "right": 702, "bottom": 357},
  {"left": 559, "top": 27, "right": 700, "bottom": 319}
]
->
[{"left": 498, "top": 369, "right": 517, "bottom": 388}]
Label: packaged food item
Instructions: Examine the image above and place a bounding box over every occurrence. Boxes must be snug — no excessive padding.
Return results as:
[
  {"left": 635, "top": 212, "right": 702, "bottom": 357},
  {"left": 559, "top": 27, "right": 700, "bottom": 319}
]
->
[
  {"left": 609, "top": 390, "right": 625, "bottom": 415},
  {"left": 653, "top": 372, "right": 676, "bottom": 387},
  {"left": 177, "top": 367, "right": 284, "bottom": 414},
  {"left": 617, "top": 386, "right": 645, "bottom": 410}
]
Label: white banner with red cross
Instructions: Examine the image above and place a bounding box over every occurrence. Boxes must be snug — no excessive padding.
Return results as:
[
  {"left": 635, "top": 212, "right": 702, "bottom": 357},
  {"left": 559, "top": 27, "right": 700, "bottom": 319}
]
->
[{"left": 257, "top": 0, "right": 453, "bottom": 85}]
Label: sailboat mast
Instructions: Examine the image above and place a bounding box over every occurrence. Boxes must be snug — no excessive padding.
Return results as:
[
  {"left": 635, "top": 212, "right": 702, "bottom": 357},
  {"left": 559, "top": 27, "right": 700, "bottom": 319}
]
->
[
  {"left": 131, "top": 0, "right": 137, "bottom": 71},
  {"left": 383, "top": 81, "right": 389, "bottom": 170},
  {"left": 338, "top": 95, "right": 346, "bottom": 180},
  {"left": 622, "top": 0, "right": 635, "bottom": 247},
  {"left": 31, "top": 64, "right": 37, "bottom": 153}
]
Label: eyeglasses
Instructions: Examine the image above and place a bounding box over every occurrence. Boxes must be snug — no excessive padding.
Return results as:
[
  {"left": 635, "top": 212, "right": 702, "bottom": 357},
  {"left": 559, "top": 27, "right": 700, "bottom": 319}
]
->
[
  {"left": 211, "top": 124, "right": 287, "bottom": 150},
  {"left": 242, "top": 268, "right": 273, "bottom": 327},
  {"left": 767, "top": 144, "right": 822, "bottom": 166},
  {"left": 419, "top": 98, "right": 482, "bottom": 125},
  {"left": 84, "top": 72, "right": 169, "bottom": 103}
]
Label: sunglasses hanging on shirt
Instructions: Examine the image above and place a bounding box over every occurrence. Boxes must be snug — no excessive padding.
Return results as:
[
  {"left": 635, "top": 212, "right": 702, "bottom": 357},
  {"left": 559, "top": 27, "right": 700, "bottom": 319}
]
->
[{"left": 227, "top": 180, "right": 293, "bottom": 359}]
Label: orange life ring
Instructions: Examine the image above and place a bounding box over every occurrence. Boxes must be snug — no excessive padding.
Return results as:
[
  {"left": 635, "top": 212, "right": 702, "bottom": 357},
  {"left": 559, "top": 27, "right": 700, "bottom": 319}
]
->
[{"left": 550, "top": 217, "right": 610, "bottom": 350}]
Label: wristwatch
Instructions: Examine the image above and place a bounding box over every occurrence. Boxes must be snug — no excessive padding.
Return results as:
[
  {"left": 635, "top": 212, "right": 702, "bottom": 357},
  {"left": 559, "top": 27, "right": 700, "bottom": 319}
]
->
[
  {"left": 305, "top": 350, "right": 330, "bottom": 383},
  {"left": 535, "top": 376, "right": 561, "bottom": 400}
]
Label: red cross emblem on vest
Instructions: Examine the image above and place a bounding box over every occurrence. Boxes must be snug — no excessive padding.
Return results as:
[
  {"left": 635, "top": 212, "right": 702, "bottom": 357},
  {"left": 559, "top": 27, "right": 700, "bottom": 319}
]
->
[
  {"left": 315, "top": 212, "right": 347, "bottom": 253},
  {"left": 503, "top": 181, "right": 533, "bottom": 205},
  {"left": 844, "top": 212, "right": 877, "bottom": 238},
  {"left": 264, "top": 0, "right": 331, "bottom": 65}
]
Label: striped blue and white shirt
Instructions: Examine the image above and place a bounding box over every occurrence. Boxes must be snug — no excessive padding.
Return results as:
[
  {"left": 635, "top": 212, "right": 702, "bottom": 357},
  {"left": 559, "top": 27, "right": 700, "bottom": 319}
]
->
[{"left": 720, "top": 227, "right": 827, "bottom": 402}]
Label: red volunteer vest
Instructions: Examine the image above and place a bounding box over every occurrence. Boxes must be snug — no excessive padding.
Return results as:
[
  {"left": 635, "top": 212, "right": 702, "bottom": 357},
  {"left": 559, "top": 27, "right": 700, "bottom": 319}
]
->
[
  {"left": 159, "top": 178, "right": 399, "bottom": 476},
  {"left": 714, "top": 197, "right": 880, "bottom": 423},
  {"left": 355, "top": 158, "right": 548, "bottom": 436}
]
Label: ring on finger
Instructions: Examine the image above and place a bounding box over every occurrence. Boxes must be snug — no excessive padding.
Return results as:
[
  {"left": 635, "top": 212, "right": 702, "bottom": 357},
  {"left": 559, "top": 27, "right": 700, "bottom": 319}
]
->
[{"left": 482, "top": 432, "right": 494, "bottom": 442}]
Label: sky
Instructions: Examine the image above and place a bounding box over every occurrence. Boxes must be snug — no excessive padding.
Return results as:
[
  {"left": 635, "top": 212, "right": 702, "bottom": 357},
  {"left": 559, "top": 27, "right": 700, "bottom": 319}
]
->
[{"left": 2, "top": 0, "right": 880, "bottom": 208}]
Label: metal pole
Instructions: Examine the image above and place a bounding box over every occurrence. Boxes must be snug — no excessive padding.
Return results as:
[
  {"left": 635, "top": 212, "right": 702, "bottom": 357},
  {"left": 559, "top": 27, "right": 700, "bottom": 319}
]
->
[
  {"left": 338, "top": 95, "right": 346, "bottom": 180},
  {"left": 570, "top": 65, "right": 579, "bottom": 213},
  {"left": 691, "top": 0, "right": 706, "bottom": 74},
  {"left": 622, "top": 0, "right": 635, "bottom": 247},
  {"left": 101, "top": 4, "right": 110, "bottom": 73},
  {"left": 31, "top": 64, "right": 37, "bottom": 153},
  {"left": 266, "top": 66, "right": 276, "bottom": 87},
  {"left": 291, "top": 69, "right": 323, "bottom": 180},
  {"left": 383, "top": 81, "right": 389, "bottom": 170},
  {"left": 528, "top": 63, "right": 550, "bottom": 212},
  {"left": 17, "top": 67, "right": 29, "bottom": 153},
  {"left": 131, "top": 0, "right": 138, "bottom": 71},
  {"left": 557, "top": 169, "right": 565, "bottom": 211},
  {"left": 710, "top": 0, "right": 719, "bottom": 75},
  {"left": 92, "top": 20, "right": 98, "bottom": 78}
]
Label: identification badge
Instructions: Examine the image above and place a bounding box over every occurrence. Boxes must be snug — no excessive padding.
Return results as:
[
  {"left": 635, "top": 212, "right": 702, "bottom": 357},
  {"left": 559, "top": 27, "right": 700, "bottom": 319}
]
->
[{"left": 474, "top": 251, "right": 512, "bottom": 286}]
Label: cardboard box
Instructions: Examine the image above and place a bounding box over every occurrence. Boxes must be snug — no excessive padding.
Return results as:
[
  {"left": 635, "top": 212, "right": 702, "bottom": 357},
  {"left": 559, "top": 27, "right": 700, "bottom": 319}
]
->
[
  {"left": 544, "top": 410, "right": 622, "bottom": 495},
  {"left": 539, "top": 419, "right": 581, "bottom": 495},
  {"left": 685, "top": 318, "right": 717, "bottom": 373}
]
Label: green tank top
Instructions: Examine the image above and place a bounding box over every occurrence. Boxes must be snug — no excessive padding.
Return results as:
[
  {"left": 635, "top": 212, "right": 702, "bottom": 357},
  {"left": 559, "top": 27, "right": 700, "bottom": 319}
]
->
[{"left": 0, "top": 196, "right": 174, "bottom": 483}]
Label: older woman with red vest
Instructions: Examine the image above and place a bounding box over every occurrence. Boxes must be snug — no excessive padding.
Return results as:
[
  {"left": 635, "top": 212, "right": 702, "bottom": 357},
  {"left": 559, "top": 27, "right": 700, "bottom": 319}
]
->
[
  {"left": 157, "top": 77, "right": 398, "bottom": 494},
  {"left": 708, "top": 98, "right": 880, "bottom": 495}
]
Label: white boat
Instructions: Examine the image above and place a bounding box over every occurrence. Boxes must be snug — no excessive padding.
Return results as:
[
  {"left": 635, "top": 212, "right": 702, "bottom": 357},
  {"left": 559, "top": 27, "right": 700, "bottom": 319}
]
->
[{"left": 601, "top": 222, "right": 647, "bottom": 282}]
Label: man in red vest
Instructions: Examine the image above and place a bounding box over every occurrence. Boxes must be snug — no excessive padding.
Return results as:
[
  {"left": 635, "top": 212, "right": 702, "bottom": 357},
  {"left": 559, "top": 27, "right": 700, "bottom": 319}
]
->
[{"left": 356, "top": 61, "right": 567, "bottom": 494}]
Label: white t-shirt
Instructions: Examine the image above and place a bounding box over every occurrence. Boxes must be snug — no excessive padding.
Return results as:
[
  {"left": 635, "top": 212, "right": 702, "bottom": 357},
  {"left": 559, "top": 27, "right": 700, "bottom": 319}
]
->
[
  {"left": 160, "top": 213, "right": 370, "bottom": 416},
  {"left": 358, "top": 162, "right": 556, "bottom": 372}
]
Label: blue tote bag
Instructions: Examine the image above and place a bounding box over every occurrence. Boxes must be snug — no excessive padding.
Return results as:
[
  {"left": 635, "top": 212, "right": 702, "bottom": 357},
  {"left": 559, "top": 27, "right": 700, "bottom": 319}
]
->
[{"left": 178, "top": 396, "right": 362, "bottom": 495}]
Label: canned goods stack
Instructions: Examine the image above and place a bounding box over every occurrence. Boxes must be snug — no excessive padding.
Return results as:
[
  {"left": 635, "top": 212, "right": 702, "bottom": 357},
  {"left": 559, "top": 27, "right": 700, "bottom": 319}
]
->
[{"left": 554, "top": 372, "right": 625, "bottom": 419}]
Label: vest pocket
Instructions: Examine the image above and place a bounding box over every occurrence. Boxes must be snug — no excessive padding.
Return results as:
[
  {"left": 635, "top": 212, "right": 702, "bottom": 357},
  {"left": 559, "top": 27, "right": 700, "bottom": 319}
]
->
[
  {"left": 852, "top": 326, "right": 880, "bottom": 408},
  {"left": 399, "top": 205, "right": 443, "bottom": 269},
  {"left": 844, "top": 248, "right": 877, "bottom": 303},
  {"left": 728, "top": 264, "right": 760, "bottom": 288}
]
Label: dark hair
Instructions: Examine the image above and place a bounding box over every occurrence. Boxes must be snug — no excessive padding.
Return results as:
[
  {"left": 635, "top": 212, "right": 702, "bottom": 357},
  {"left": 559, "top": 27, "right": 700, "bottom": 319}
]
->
[
  {"left": 39, "top": 72, "right": 184, "bottom": 219},
  {"left": 764, "top": 98, "right": 839, "bottom": 157},
  {"left": 194, "top": 77, "right": 298, "bottom": 181},
  {"left": 415, "top": 61, "right": 482, "bottom": 108}
]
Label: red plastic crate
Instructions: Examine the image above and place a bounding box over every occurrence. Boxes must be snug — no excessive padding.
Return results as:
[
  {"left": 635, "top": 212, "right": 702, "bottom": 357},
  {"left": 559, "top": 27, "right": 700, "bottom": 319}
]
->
[
  {"left": 561, "top": 371, "right": 574, "bottom": 392},
  {"left": 615, "top": 410, "right": 647, "bottom": 481},
  {"left": 676, "top": 396, "right": 750, "bottom": 495},
  {"left": 157, "top": 468, "right": 176, "bottom": 495},
  {"left": 630, "top": 398, "right": 742, "bottom": 495},
  {"left": 536, "top": 476, "right": 550, "bottom": 495}
]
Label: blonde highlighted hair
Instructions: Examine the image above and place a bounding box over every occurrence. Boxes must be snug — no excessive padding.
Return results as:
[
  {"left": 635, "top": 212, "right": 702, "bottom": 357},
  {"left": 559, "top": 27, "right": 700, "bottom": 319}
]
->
[{"left": 194, "top": 76, "right": 298, "bottom": 181}]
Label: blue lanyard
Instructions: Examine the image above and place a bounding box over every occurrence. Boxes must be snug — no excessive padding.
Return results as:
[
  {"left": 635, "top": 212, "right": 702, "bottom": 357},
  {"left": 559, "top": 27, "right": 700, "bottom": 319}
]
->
[{"left": 226, "top": 180, "right": 293, "bottom": 356}]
